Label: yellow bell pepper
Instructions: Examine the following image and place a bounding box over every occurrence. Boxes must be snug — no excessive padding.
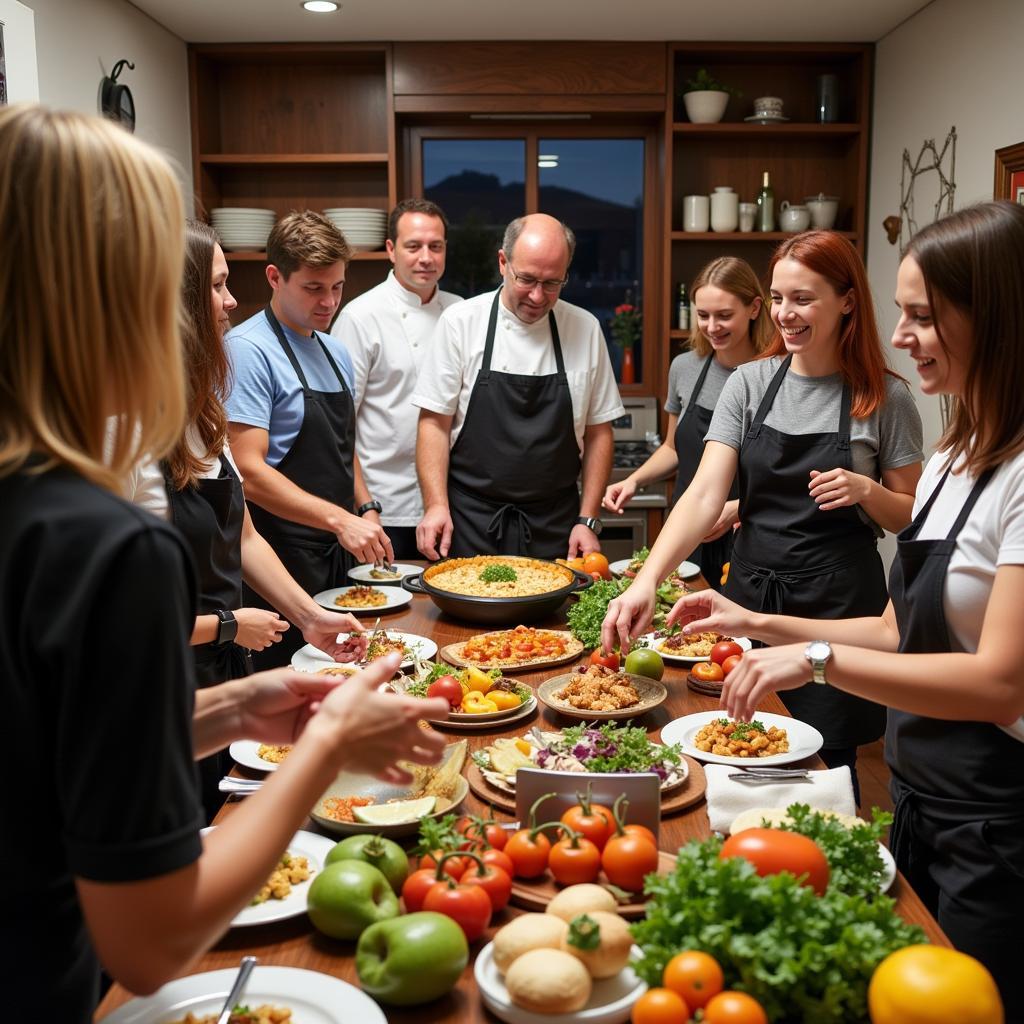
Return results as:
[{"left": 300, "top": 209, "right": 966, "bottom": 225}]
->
[
  {"left": 514, "top": 738, "right": 533, "bottom": 755},
  {"left": 465, "top": 666, "right": 495, "bottom": 694},
  {"left": 720, "top": 561, "right": 731, "bottom": 586},
  {"left": 461, "top": 691, "right": 499, "bottom": 714},
  {"left": 489, "top": 690, "right": 522, "bottom": 711}
]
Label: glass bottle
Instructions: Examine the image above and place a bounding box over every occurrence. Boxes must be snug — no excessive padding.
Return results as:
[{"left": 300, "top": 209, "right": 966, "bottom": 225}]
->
[
  {"left": 756, "top": 171, "right": 775, "bottom": 232},
  {"left": 677, "top": 282, "right": 690, "bottom": 330}
]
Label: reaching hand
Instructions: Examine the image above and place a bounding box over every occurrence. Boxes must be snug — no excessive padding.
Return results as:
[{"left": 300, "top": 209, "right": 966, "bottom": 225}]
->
[
  {"left": 417, "top": 505, "right": 453, "bottom": 561},
  {"left": 233, "top": 608, "right": 289, "bottom": 651},
  {"left": 720, "top": 644, "right": 812, "bottom": 722},
  {"left": 335, "top": 511, "right": 394, "bottom": 566},
  {"left": 567, "top": 524, "right": 600, "bottom": 559},
  {"left": 666, "top": 589, "right": 752, "bottom": 638},
  {"left": 601, "top": 580, "right": 656, "bottom": 656},
  {"left": 301, "top": 611, "right": 367, "bottom": 662},
  {"left": 602, "top": 479, "right": 636, "bottom": 515},
  {"left": 809, "top": 468, "right": 870, "bottom": 511}
]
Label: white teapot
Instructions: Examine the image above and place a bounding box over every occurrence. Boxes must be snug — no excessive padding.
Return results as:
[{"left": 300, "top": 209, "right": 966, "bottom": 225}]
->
[{"left": 779, "top": 200, "right": 811, "bottom": 233}]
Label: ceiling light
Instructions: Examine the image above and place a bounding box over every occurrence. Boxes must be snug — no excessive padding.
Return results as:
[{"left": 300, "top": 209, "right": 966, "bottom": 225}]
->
[
  {"left": 538, "top": 158, "right": 558, "bottom": 168},
  {"left": 302, "top": 1, "right": 339, "bottom": 12}
]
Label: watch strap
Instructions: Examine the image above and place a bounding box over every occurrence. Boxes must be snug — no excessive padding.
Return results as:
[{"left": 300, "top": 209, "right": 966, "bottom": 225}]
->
[
  {"left": 576, "top": 515, "right": 602, "bottom": 534},
  {"left": 357, "top": 500, "right": 383, "bottom": 517},
  {"left": 215, "top": 608, "right": 237, "bottom": 646}
]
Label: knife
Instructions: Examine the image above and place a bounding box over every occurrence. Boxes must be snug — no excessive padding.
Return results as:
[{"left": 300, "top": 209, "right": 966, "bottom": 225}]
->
[{"left": 216, "top": 955, "right": 258, "bottom": 1024}]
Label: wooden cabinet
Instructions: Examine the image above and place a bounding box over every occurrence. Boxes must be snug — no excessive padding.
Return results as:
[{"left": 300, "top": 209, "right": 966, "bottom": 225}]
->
[{"left": 188, "top": 43, "right": 397, "bottom": 322}]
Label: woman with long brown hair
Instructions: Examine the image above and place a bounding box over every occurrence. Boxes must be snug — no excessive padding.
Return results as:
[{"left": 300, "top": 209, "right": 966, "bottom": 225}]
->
[
  {"left": 602, "top": 256, "right": 772, "bottom": 587},
  {"left": 604, "top": 231, "right": 924, "bottom": 793},
  {"left": 669, "top": 201, "right": 1024, "bottom": 1014}
]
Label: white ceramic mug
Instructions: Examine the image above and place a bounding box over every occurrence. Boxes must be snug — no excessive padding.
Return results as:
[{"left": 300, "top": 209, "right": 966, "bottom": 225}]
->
[
  {"left": 738, "top": 202, "right": 757, "bottom": 232},
  {"left": 683, "top": 194, "right": 710, "bottom": 232},
  {"left": 710, "top": 188, "right": 739, "bottom": 232},
  {"left": 779, "top": 200, "right": 811, "bottom": 233},
  {"left": 805, "top": 194, "right": 839, "bottom": 229}
]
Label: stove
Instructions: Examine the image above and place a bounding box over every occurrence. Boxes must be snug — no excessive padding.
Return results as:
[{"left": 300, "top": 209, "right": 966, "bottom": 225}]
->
[{"left": 610, "top": 397, "right": 668, "bottom": 509}]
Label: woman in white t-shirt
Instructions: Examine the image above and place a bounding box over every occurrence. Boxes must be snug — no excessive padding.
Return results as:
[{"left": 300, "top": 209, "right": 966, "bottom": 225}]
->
[{"left": 668, "top": 201, "right": 1024, "bottom": 1011}]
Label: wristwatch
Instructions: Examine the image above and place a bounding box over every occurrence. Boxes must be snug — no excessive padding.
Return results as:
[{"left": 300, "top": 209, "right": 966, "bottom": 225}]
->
[
  {"left": 804, "top": 640, "right": 832, "bottom": 685},
  {"left": 357, "top": 500, "right": 383, "bottom": 517},
  {"left": 576, "top": 515, "right": 603, "bottom": 536},
  {"left": 214, "top": 609, "right": 238, "bottom": 646}
]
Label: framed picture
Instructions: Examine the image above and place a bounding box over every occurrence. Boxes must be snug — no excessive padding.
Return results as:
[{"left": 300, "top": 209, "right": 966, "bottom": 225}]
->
[
  {"left": 0, "top": 0, "right": 38, "bottom": 104},
  {"left": 994, "top": 141, "right": 1024, "bottom": 204}
]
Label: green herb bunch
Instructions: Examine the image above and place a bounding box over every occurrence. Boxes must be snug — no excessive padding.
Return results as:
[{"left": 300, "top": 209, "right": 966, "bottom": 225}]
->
[
  {"left": 567, "top": 577, "right": 628, "bottom": 648},
  {"left": 480, "top": 563, "right": 517, "bottom": 583}
]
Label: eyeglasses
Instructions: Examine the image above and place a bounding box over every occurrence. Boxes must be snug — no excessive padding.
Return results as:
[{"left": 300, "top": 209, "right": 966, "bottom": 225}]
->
[{"left": 506, "top": 263, "right": 568, "bottom": 294}]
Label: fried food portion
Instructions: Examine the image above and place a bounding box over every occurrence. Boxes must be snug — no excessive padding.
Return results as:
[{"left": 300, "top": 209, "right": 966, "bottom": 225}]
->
[
  {"left": 554, "top": 664, "right": 640, "bottom": 712},
  {"left": 658, "top": 631, "right": 728, "bottom": 658},
  {"left": 320, "top": 795, "right": 375, "bottom": 822},
  {"left": 257, "top": 744, "right": 292, "bottom": 764},
  {"left": 336, "top": 585, "right": 388, "bottom": 608},
  {"left": 250, "top": 851, "right": 311, "bottom": 905},
  {"left": 693, "top": 718, "right": 789, "bottom": 757}
]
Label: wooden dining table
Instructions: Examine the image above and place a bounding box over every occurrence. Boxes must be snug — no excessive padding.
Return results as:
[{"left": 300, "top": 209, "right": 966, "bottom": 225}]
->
[{"left": 97, "top": 571, "right": 948, "bottom": 1022}]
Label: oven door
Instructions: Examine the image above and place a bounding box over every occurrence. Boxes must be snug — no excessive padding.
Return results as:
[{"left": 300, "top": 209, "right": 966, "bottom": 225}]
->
[{"left": 600, "top": 512, "right": 647, "bottom": 565}]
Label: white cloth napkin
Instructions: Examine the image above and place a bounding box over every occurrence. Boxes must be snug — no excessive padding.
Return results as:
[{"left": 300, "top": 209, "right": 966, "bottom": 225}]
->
[{"left": 703, "top": 764, "right": 857, "bottom": 835}]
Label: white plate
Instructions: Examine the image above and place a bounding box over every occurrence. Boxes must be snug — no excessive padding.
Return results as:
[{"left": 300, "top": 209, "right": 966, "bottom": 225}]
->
[
  {"left": 292, "top": 631, "right": 438, "bottom": 672},
  {"left": 348, "top": 562, "right": 421, "bottom": 584},
  {"left": 660, "top": 710, "right": 824, "bottom": 767},
  {"left": 229, "top": 738, "right": 287, "bottom": 773},
  {"left": 210, "top": 206, "right": 277, "bottom": 216},
  {"left": 200, "top": 827, "right": 336, "bottom": 927},
  {"left": 474, "top": 940, "right": 646, "bottom": 1024},
  {"left": 313, "top": 585, "right": 413, "bottom": 614},
  {"left": 432, "top": 694, "right": 538, "bottom": 731},
  {"left": 640, "top": 632, "right": 752, "bottom": 665},
  {"left": 610, "top": 558, "right": 700, "bottom": 579},
  {"left": 879, "top": 842, "right": 896, "bottom": 893},
  {"left": 744, "top": 113, "right": 790, "bottom": 123},
  {"left": 98, "top": 965, "right": 386, "bottom": 1024}
]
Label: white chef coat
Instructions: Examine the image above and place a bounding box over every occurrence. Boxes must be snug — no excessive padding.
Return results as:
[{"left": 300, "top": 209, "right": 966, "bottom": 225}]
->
[
  {"left": 333, "top": 272, "right": 463, "bottom": 527},
  {"left": 412, "top": 288, "right": 625, "bottom": 451}
]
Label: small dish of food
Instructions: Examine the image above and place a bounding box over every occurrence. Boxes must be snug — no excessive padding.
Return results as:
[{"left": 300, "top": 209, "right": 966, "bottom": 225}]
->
[
  {"left": 228, "top": 739, "right": 292, "bottom": 773},
  {"left": 537, "top": 666, "right": 667, "bottom": 721},
  {"left": 313, "top": 584, "right": 413, "bottom": 614},
  {"left": 660, "top": 710, "right": 824, "bottom": 767},
  {"left": 291, "top": 630, "right": 438, "bottom": 673},
  {"left": 348, "top": 562, "right": 421, "bottom": 584},
  {"left": 637, "top": 630, "right": 752, "bottom": 664}
]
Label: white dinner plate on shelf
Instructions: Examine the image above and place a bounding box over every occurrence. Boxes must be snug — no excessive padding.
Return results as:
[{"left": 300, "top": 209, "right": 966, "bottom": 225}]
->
[
  {"left": 98, "top": 965, "right": 386, "bottom": 1024},
  {"left": 660, "top": 710, "right": 823, "bottom": 767},
  {"left": 313, "top": 585, "right": 413, "bottom": 614},
  {"left": 291, "top": 631, "right": 438, "bottom": 672},
  {"left": 638, "top": 633, "right": 752, "bottom": 665},
  {"left": 609, "top": 558, "right": 700, "bottom": 579}
]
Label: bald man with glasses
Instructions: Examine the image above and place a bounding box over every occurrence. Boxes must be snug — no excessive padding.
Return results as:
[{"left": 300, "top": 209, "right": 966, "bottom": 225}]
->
[{"left": 413, "top": 213, "right": 624, "bottom": 560}]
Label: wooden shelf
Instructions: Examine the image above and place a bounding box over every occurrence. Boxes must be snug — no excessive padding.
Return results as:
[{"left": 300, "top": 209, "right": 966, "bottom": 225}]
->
[
  {"left": 671, "top": 122, "right": 861, "bottom": 139},
  {"left": 669, "top": 329, "right": 692, "bottom": 340},
  {"left": 225, "top": 250, "right": 389, "bottom": 262},
  {"left": 199, "top": 153, "right": 389, "bottom": 166},
  {"left": 669, "top": 231, "right": 858, "bottom": 242}
]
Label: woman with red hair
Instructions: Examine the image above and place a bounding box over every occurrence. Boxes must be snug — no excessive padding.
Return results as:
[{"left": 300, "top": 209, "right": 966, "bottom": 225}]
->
[{"left": 604, "top": 232, "right": 923, "bottom": 793}]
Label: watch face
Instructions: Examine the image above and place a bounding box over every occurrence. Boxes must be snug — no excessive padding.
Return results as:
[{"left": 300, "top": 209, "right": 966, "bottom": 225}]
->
[{"left": 806, "top": 640, "right": 830, "bottom": 661}]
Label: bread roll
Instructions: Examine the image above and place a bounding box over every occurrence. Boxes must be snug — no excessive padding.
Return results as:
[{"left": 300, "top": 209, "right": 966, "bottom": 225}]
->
[
  {"left": 492, "top": 913, "right": 568, "bottom": 975},
  {"left": 504, "top": 948, "right": 592, "bottom": 1014},
  {"left": 546, "top": 883, "right": 619, "bottom": 922}
]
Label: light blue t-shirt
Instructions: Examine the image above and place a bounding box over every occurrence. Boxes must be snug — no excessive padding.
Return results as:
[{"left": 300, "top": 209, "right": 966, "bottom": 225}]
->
[{"left": 225, "top": 309, "right": 356, "bottom": 467}]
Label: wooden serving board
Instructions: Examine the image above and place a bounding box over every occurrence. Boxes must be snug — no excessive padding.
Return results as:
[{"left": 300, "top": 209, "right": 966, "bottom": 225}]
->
[
  {"left": 465, "top": 755, "right": 707, "bottom": 818},
  {"left": 440, "top": 629, "right": 584, "bottom": 673},
  {"left": 509, "top": 850, "right": 678, "bottom": 918}
]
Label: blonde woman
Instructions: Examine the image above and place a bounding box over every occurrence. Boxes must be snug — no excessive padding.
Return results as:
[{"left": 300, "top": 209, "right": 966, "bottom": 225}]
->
[
  {"left": 0, "top": 104, "right": 447, "bottom": 1022},
  {"left": 603, "top": 257, "right": 772, "bottom": 586}
]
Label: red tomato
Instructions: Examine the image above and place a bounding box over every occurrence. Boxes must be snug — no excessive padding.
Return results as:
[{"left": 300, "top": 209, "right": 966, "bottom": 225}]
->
[
  {"left": 702, "top": 991, "right": 768, "bottom": 1024},
  {"left": 623, "top": 823, "right": 657, "bottom": 846},
  {"left": 422, "top": 879, "right": 492, "bottom": 941},
  {"left": 663, "top": 950, "right": 724, "bottom": 1010},
  {"left": 719, "top": 828, "right": 830, "bottom": 896},
  {"left": 590, "top": 648, "right": 621, "bottom": 671},
  {"left": 401, "top": 867, "right": 440, "bottom": 913},
  {"left": 426, "top": 675, "right": 464, "bottom": 709},
  {"left": 602, "top": 832, "right": 660, "bottom": 893},
  {"left": 548, "top": 834, "right": 602, "bottom": 886},
  {"left": 418, "top": 850, "right": 469, "bottom": 880},
  {"left": 478, "top": 847, "right": 515, "bottom": 877},
  {"left": 721, "top": 654, "right": 742, "bottom": 677},
  {"left": 691, "top": 661, "right": 725, "bottom": 683},
  {"left": 561, "top": 802, "right": 615, "bottom": 851},
  {"left": 504, "top": 829, "right": 551, "bottom": 879},
  {"left": 460, "top": 861, "right": 513, "bottom": 912},
  {"left": 710, "top": 641, "right": 743, "bottom": 666}
]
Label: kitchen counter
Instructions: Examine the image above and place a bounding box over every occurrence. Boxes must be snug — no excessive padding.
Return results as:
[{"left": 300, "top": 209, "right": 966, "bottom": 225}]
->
[{"left": 95, "top": 577, "right": 948, "bottom": 1022}]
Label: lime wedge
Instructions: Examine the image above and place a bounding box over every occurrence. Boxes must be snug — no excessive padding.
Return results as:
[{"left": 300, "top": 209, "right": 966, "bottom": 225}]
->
[{"left": 352, "top": 796, "right": 436, "bottom": 825}]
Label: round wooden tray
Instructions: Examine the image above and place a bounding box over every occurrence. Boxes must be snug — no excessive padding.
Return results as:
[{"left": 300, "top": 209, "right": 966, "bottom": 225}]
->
[
  {"left": 509, "top": 850, "right": 678, "bottom": 918},
  {"left": 537, "top": 671, "right": 667, "bottom": 721},
  {"left": 465, "top": 755, "right": 707, "bottom": 818},
  {"left": 440, "top": 630, "right": 584, "bottom": 674}
]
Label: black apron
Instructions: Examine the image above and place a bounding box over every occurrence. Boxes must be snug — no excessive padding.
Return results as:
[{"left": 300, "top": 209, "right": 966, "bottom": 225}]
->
[
  {"left": 723, "top": 355, "right": 887, "bottom": 747},
  {"left": 163, "top": 453, "right": 252, "bottom": 821},
  {"left": 447, "top": 290, "right": 581, "bottom": 559},
  {"left": 671, "top": 353, "right": 739, "bottom": 589},
  {"left": 887, "top": 466, "right": 1024, "bottom": 1013},
  {"left": 244, "top": 306, "right": 356, "bottom": 669}
]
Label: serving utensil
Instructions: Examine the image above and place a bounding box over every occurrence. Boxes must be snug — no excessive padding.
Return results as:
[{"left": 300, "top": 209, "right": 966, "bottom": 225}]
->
[
  {"left": 219, "top": 777, "right": 263, "bottom": 794},
  {"left": 728, "top": 765, "right": 812, "bottom": 784},
  {"left": 217, "top": 955, "right": 258, "bottom": 1024}
]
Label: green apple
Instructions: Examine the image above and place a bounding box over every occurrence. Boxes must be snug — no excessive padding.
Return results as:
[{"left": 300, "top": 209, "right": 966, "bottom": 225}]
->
[
  {"left": 356, "top": 911, "right": 469, "bottom": 1006},
  {"left": 625, "top": 647, "right": 665, "bottom": 680},
  {"left": 326, "top": 834, "right": 409, "bottom": 894},
  {"left": 306, "top": 859, "right": 399, "bottom": 940}
]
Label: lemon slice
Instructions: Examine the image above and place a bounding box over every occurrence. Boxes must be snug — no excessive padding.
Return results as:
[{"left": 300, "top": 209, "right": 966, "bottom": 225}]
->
[{"left": 352, "top": 796, "right": 436, "bottom": 825}]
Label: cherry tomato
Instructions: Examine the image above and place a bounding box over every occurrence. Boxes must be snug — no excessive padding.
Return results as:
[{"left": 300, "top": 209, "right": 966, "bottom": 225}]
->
[
  {"left": 691, "top": 661, "right": 725, "bottom": 683},
  {"left": 710, "top": 641, "right": 743, "bottom": 666},
  {"left": 720, "top": 828, "right": 830, "bottom": 896},
  {"left": 590, "top": 648, "right": 621, "bottom": 671},
  {"left": 504, "top": 828, "right": 552, "bottom": 879},
  {"left": 702, "top": 991, "right": 769, "bottom": 1024},
  {"left": 548, "top": 833, "right": 602, "bottom": 886},
  {"left": 721, "top": 654, "right": 742, "bottom": 677},
  {"left": 400, "top": 867, "right": 440, "bottom": 913},
  {"left": 426, "top": 675, "right": 464, "bottom": 708},
  {"left": 561, "top": 801, "right": 615, "bottom": 851},
  {"left": 460, "top": 861, "right": 513, "bottom": 912},
  {"left": 418, "top": 850, "right": 469, "bottom": 879},
  {"left": 582, "top": 552, "right": 612, "bottom": 580},
  {"left": 623, "top": 823, "right": 657, "bottom": 846},
  {"left": 663, "top": 950, "right": 724, "bottom": 1010},
  {"left": 602, "top": 832, "right": 660, "bottom": 893},
  {"left": 478, "top": 847, "right": 515, "bottom": 878},
  {"left": 422, "top": 878, "right": 492, "bottom": 941},
  {"left": 631, "top": 986, "right": 691, "bottom": 1024}
]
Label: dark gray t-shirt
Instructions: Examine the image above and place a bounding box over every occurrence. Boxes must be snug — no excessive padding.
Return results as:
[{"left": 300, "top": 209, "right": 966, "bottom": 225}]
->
[
  {"left": 705, "top": 356, "right": 924, "bottom": 534},
  {"left": 664, "top": 350, "right": 736, "bottom": 416}
]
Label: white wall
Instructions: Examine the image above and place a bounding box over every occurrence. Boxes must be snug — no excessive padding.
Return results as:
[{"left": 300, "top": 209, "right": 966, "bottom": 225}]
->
[{"left": 24, "top": 0, "right": 192, "bottom": 203}]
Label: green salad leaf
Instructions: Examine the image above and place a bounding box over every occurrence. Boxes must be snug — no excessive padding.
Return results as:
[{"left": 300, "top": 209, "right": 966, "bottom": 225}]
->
[
  {"left": 567, "top": 577, "right": 628, "bottom": 648},
  {"left": 555, "top": 721, "right": 683, "bottom": 776}
]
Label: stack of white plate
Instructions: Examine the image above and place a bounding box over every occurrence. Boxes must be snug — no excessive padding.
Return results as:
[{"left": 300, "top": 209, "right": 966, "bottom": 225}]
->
[
  {"left": 323, "top": 207, "right": 387, "bottom": 252},
  {"left": 210, "top": 207, "right": 276, "bottom": 252}
]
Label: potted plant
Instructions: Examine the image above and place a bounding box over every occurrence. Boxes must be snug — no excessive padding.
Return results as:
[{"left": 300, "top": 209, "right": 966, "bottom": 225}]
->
[
  {"left": 680, "top": 68, "right": 741, "bottom": 124},
  {"left": 610, "top": 299, "right": 642, "bottom": 385}
]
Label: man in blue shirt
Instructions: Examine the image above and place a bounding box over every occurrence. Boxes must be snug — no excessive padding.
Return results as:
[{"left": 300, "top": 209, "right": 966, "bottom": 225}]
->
[{"left": 226, "top": 211, "right": 392, "bottom": 668}]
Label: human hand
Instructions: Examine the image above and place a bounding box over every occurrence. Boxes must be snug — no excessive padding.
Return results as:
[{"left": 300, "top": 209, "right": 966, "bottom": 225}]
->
[
  {"left": 720, "top": 643, "right": 812, "bottom": 722},
  {"left": 602, "top": 479, "right": 636, "bottom": 515},
  {"left": 233, "top": 608, "right": 289, "bottom": 651},
  {"left": 301, "top": 611, "right": 367, "bottom": 662},
  {"left": 231, "top": 666, "right": 350, "bottom": 745},
  {"left": 417, "top": 504, "right": 453, "bottom": 561},
  {"left": 335, "top": 511, "right": 394, "bottom": 566},
  {"left": 567, "top": 524, "right": 600, "bottom": 559},
  {"left": 703, "top": 499, "right": 740, "bottom": 543},
  {"left": 601, "top": 581, "right": 656, "bottom": 656},
  {"left": 312, "top": 653, "right": 450, "bottom": 785},
  {"left": 667, "top": 588, "right": 753, "bottom": 637},
  {"left": 809, "top": 468, "right": 870, "bottom": 511}
]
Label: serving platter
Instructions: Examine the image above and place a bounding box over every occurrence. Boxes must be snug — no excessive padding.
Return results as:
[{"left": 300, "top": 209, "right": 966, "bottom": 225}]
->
[
  {"left": 639, "top": 631, "right": 752, "bottom": 665},
  {"left": 440, "top": 628, "right": 584, "bottom": 673},
  {"left": 313, "top": 584, "right": 412, "bottom": 614},
  {"left": 660, "top": 710, "right": 824, "bottom": 767},
  {"left": 536, "top": 671, "right": 667, "bottom": 721},
  {"left": 291, "top": 631, "right": 438, "bottom": 673}
]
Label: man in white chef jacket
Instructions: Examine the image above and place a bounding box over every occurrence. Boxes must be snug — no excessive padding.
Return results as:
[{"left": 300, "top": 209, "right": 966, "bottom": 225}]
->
[
  {"left": 413, "top": 213, "right": 623, "bottom": 562},
  {"left": 331, "top": 199, "right": 462, "bottom": 559}
]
